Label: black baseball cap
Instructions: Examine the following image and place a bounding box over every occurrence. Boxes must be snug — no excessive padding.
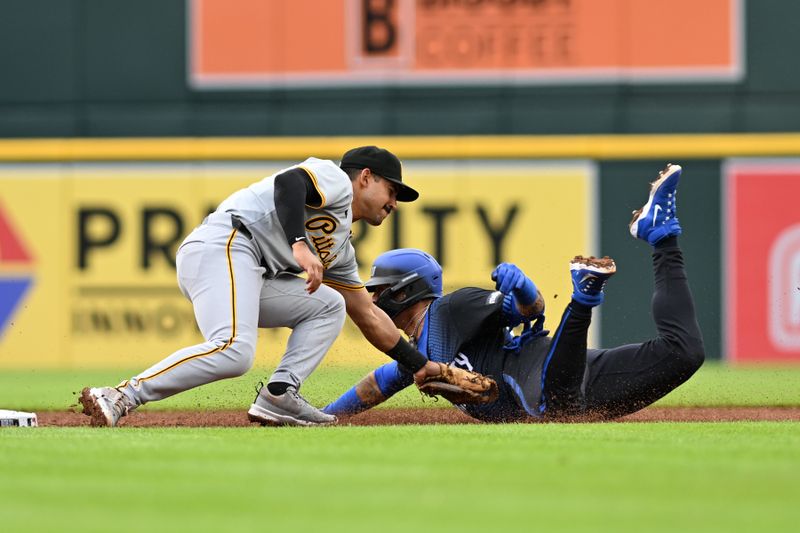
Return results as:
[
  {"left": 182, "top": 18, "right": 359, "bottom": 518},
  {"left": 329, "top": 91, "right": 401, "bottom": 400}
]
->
[{"left": 339, "top": 145, "right": 419, "bottom": 202}]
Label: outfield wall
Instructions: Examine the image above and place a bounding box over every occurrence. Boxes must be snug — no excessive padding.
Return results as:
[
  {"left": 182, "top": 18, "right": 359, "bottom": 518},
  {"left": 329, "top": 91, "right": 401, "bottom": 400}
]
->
[
  {"left": 2, "top": 134, "right": 800, "bottom": 367},
  {"left": 4, "top": 0, "right": 800, "bottom": 138}
]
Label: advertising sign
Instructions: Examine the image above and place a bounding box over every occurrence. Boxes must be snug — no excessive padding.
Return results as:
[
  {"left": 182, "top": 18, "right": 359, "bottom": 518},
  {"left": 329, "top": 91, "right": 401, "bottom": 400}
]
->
[
  {"left": 725, "top": 160, "right": 800, "bottom": 362},
  {"left": 190, "top": 0, "right": 743, "bottom": 88},
  {"left": 0, "top": 161, "right": 595, "bottom": 368}
]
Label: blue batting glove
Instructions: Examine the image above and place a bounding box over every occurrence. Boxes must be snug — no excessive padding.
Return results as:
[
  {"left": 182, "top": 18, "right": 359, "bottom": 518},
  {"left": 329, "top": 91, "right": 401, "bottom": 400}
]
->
[
  {"left": 492, "top": 263, "right": 525, "bottom": 293},
  {"left": 492, "top": 263, "right": 538, "bottom": 305}
]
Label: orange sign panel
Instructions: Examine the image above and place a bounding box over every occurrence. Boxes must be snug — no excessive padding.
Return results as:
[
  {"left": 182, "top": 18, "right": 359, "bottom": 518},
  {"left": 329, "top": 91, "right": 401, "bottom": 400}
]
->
[{"left": 190, "top": 0, "right": 743, "bottom": 88}]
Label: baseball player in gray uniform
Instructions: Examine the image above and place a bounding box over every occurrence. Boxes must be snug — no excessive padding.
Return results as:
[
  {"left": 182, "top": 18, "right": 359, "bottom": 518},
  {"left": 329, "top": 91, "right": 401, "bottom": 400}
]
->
[{"left": 80, "top": 146, "right": 442, "bottom": 427}]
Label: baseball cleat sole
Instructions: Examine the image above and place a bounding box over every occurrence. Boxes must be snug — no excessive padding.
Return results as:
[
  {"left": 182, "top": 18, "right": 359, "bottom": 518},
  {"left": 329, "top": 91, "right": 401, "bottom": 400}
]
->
[
  {"left": 79, "top": 387, "right": 114, "bottom": 427},
  {"left": 569, "top": 255, "right": 617, "bottom": 275}
]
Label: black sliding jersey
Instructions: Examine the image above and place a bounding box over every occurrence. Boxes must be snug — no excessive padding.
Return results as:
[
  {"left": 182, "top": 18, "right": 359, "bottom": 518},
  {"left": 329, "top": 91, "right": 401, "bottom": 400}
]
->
[{"left": 424, "top": 288, "right": 552, "bottom": 422}]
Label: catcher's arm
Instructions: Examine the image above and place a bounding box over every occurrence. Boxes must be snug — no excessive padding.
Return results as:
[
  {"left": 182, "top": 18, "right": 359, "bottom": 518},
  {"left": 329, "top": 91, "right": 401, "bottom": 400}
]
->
[{"left": 323, "top": 361, "right": 413, "bottom": 417}]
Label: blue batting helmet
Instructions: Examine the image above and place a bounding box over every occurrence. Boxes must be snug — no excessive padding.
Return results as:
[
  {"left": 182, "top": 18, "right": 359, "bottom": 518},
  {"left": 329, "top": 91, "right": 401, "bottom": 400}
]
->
[{"left": 365, "top": 249, "right": 443, "bottom": 318}]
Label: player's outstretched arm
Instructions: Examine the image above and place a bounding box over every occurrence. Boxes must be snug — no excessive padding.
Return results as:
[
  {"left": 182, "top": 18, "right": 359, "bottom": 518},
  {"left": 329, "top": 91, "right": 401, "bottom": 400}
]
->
[
  {"left": 323, "top": 361, "right": 412, "bottom": 417},
  {"left": 335, "top": 286, "right": 441, "bottom": 380},
  {"left": 338, "top": 287, "right": 403, "bottom": 350}
]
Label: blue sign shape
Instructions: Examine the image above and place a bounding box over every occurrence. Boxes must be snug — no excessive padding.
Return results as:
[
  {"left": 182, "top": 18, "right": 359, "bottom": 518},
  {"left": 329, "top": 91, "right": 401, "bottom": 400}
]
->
[{"left": 0, "top": 278, "right": 33, "bottom": 337}]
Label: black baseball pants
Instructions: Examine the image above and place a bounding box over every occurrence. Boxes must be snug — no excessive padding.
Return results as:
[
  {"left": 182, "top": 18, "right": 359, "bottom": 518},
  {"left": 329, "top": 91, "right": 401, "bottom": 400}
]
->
[{"left": 541, "top": 237, "right": 706, "bottom": 419}]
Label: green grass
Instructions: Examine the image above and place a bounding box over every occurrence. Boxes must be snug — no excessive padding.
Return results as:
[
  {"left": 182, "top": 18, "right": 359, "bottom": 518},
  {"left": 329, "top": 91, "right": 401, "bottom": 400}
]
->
[
  {"left": 2, "top": 364, "right": 798, "bottom": 532},
  {"left": 1, "top": 361, "right": 798, "bottom": 412},
  {"left": 1, "top": 423, "right": 798, "bottom": 532}
]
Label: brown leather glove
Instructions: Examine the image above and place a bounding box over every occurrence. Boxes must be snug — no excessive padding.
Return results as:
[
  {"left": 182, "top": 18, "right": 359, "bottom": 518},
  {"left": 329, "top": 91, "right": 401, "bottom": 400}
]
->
[{"left": 417, "top": 362, "right": 499, "bottom": 404}]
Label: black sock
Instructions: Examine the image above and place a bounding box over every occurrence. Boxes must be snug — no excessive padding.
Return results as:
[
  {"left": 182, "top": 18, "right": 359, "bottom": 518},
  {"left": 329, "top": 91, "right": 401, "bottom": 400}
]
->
[{"left": 267, "top": 382, "right": 291, "bottom": 396}]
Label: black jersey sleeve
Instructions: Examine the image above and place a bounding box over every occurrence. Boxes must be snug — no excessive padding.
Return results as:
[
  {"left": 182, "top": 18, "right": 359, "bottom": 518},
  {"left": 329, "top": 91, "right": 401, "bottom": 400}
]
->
[
  {"left": 274, "top": 167, "right": 324, "bottom": 247},
  {"left": 446, "top": 288, "right": 505, "bottom": 342}
]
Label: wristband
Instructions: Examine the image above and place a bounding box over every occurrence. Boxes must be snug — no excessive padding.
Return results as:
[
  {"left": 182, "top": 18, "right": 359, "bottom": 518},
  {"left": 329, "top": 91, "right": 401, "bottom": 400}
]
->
[{"left": 385, "top": 337, "right": 427, "bottom": 373}]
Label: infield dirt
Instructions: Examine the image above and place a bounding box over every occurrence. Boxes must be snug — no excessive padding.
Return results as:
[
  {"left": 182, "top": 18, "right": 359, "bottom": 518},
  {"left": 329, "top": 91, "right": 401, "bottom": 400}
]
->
[{"left": 41, "top": 406, "right": 800, "bottom": 427}]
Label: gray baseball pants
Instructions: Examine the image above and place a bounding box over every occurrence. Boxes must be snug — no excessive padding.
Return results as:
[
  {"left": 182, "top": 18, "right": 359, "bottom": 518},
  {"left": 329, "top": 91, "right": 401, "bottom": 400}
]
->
[{"left": 119, "top": 216, "right": 346, "bottom": 407}]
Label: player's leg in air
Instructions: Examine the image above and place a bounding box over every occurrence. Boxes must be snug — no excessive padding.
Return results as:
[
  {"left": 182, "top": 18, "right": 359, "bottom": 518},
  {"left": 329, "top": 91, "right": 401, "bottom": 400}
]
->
[
  {"left": 535, "top": 255, "right": 616, "bottom": 418},
  {"left": 583, "top": 163, "right": 705, "bottom": 419}
]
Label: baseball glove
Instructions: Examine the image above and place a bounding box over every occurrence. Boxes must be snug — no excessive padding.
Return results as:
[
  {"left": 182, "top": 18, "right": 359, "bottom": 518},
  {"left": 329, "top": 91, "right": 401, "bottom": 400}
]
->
[{"left": 417, "top": 363, "right": 499, "bottom": 404}]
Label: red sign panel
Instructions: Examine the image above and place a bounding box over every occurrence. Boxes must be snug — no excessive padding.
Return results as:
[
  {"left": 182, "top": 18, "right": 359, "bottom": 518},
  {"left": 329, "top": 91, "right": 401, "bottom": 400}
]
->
[
  {"left": 189, "top": 0, "right": 744, "bottom": 89},
  {"left": 726, "top": 162, "right": 800, "bottom": 363}
]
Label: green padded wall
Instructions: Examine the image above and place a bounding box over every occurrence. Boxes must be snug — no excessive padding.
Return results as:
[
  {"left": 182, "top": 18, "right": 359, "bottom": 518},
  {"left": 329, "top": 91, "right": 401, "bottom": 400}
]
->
[
  {"left": 598, "top": 161, "right": 722, "bottom": 358},
  {"left": 2, "top": 1, "right": 800, "bottom": 137}
]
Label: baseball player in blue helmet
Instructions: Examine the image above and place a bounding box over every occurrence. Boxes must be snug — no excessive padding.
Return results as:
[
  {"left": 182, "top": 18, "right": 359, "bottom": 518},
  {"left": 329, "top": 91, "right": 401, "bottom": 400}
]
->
[
  {"left": 366, "top": 249, "right": 444, "bottom": 320},
  {"left": 324, "top": 164, "right": 705, "bottom": 421}
]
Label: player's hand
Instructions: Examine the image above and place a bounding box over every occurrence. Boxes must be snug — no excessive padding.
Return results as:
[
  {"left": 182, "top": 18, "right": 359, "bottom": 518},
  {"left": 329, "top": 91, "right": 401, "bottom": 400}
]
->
[
  {"left": 491, "top": 263, "right": 526, "bottom": 294},
  {"left": 413, "top": 360, "right": 442, "bottom": 385},
  {"left": 292, "top": 241, "right": 323, "bottom": 293}
]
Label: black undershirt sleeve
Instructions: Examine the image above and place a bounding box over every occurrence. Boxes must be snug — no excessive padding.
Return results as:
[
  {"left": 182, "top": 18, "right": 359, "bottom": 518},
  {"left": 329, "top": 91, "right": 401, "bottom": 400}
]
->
[{"left": 274, "top": 168, "right": 323, "bottom": 247}]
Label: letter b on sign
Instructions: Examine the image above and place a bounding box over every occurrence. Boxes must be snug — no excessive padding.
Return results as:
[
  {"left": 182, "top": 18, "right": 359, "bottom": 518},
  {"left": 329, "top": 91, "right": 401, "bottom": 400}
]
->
[
  {"left": 363, "top": 0, "right": 396, "bottom": 54},
  {"left": 769, "top": 224, "right": 800, "bottom": 350}
]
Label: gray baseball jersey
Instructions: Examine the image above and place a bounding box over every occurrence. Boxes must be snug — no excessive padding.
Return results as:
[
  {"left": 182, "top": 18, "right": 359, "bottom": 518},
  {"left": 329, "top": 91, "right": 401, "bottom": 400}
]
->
[
  {"left": 117, "top": 157, "right": 357, "bottom": 409},
  {"left": 217, "top": 157, "right": 363, "bottom": 289}
]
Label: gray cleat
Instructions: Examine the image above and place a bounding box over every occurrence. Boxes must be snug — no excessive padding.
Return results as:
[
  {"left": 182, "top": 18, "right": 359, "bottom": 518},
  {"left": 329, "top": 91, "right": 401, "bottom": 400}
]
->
[
  {"left": 247, "top": 384, "right": 337, "bottom": 427},
  {"left": 79, "top": 387, "right": 132, "bottom": 427}
]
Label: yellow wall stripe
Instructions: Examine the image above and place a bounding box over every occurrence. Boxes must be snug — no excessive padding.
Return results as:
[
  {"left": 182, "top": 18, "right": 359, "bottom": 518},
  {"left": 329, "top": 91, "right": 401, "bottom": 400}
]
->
[
  {"left": 136, "top": 229, "right": 239, "bottom": 384},
  {"left": 3, "top": 133, "right": 800, "bottom": 162}
]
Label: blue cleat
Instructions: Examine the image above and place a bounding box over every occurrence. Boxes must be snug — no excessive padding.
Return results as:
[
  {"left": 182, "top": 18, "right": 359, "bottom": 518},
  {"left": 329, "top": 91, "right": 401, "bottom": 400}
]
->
[
  {"left": 570, "top": 255, "right": 616, "bottom": 307},
  {"left": 629, "top": 163, "right": 683, "bottom": 246}
]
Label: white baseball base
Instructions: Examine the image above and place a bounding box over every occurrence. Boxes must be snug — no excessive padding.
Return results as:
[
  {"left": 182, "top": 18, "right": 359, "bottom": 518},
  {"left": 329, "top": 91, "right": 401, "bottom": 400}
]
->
[{"left": 0, "top": 410, "right": 38, "bottom": 427}]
